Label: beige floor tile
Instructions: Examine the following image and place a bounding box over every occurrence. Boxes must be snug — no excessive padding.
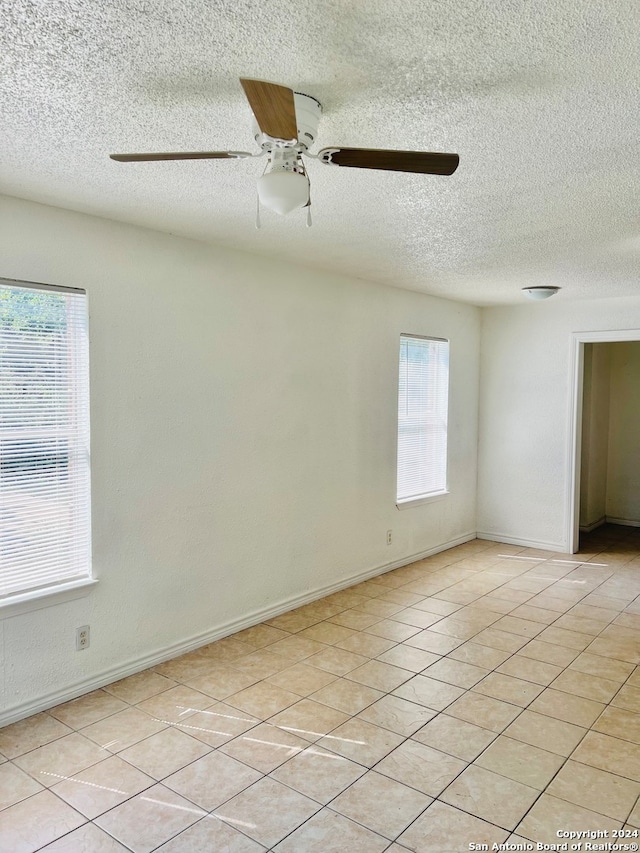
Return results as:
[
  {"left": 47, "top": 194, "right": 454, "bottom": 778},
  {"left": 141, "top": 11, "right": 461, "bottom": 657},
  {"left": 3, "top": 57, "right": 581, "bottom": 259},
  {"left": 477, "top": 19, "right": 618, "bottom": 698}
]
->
[
  {"left": 629, "top": 667, "right": 640, "bottom": 688},
  {"left": 50, "top": 754, "right": 154, "bottom": 818},
  {"left": 103, "top": 671, "right": 177, "bottom": 705},
  {"left": 397, "top": 800, "right": 509, "bottom": 853},
  {"left": 403, "top": 629, "right": 464, "bottom": 654},
  {"left": 550, "top": 669, "right": 620, "bottom": 702},
  {"left": 95, "top": 783, "right": 206, "bottom": 852},
  {"left": 214, "top": 777, "right": 319, "bottom": 848},
  {"left": 517, "top": 793, "right": 622, "bottom": 844},
  {"left": 357, "top": 694, "right": 436, "bottom": 736},
  {"left": 422, "top": 657, "right": 489, "bottom": 688},
  {"left": 299, "top": 622, "right": 357, "bottom": 645},
  {"left": 14, "top": 732, "right": 109, "bottom": 787},
  {"left": 266, "top": 634, "right": 329, "bottom": 660},
  {"left": 273, "top": 808, "right": 388, "bottom": 853},
  {"left": 135, "top": 685, "right": 216, "bottom": 723},
  {"left": 355, "top": 598, "right": 405, "bottom": 618},
  {"left": 196, "top": 637, "right": 255, "bottom": 662},
  {"left": 219, "top": 722, "right": 307, "bottom": 773},
  {"left": 270, "top": 745, "right": 366, "bottom": 803},
  {"left": 504, "top": 709, "right": 586, "bottom": 756},
  {"left": 494, "top": 615, "right": 545, "bottom": 639},
  {"left": 335, "top": 632, "right": 397, "bottom": 657},
  {"left": 629, "top": 797, "right": 640, "bottom": 828},
  {"left": 413, "top": 713, "right": 497, "bottom": 761},
  {"left": 47, "top": 690, "right": 128, "bottom": 730},
  {"left": 428, "top": 616, "right": 479, "bottom": 640},
  {"left": 496, "top": 655, "right": 563, "bottom": 685},
  {"left": 39, "top": 822, "right": 131, "bottom": 852},
  {"left": 0, "top": 761, "right": 43, "bottom": 809},
  {"left": 266, "top": 611, "right": 322, "bottom": 632},
  {"left": 412, "top": 596, "right": 462, "bottom": 615},
  {"left": 305, "top": 646, "right": 369, "bottom": 675},
  {"left": 536, "top": 626, "right": 593, "bottom": 650},
  {"left": 473, "top": 628, "right": 529, "bottom": 653},
  {"left": 181, "top": 665, "right": 259, "bottom": 700},
  {"left": 234, "top": 623, "right": 290, "bottom": 649},
  {"left": 118, "top": 727, "right": 210, "bottom": 779},
  {"left": 569, "top": 652, "right": 633, "bottom": 684},
  {"left": 0, "top": 789, "right": 85, "bottom": 853},
  {"left": 80, "top": 707, "right": 168, "bottom": 752},
  {"left": 475, "top": 735, "right": 564, "bottom": 789},
  {"left": 230, "top": 650, "right": 292, "bottom": 679},
  {"left": 153, "top": 654, "right": 217, "bottom": 682},
  {"left": 510, "top": 604, "right": 559, "bottom": 624},
  {"left": 376, "top": 645, "right": 440, "bottom": 672},
  {"left": 317, "top": 718, "right": 403, "bottom": 766},
  {"left": 376, "top": 739, "right": 467, "bottom": 796},
  {"left": 547, "top": 760, "right": 640, "bottom": 821},
  {"left": 344, "top": 659, "right": 412, "bottom": 692},
  {"left": 310, "top": 678, "right": 383, "bottom": 714},
  {"left": 528, "top": 688, "right": 605, "bottom": 727},
  {"left": 163, "top": 750, "right": 261, "bottom": 810},
  {"left": 573, "top": 731, "right": 640, "bottom": 780},
  {"left": 392, "top": 674, "right": 464, "bottom": 711},
  {"left": 226, "top": 681, "right": 300, "bottom": 718},
  {"left": 267, "top": 697, "right": 349, "bottom": 742},
  {"left": 473, "top": 672, "right": 544, "bottom": 706},
  {"left": 0, "top": 713, "right": 72, "bottom": 759},
  {"left": 266, "top": 662, "right": 337, "bottom": 696},
  {"left": 445, "top": 692, "right": 522, "bottom": 732},
  {"left": 441, "top": 764, "right": 539, "bottom": 830},
  {"left": 592, "top": 706, "right": 640, "bottom": 743},
  {"left": 586, "top": 635, "right": 640, "bottom": 665},
  {"left": 518, "top": 639, "right": 579, "bottom": 666},
  {"left": 172, "top": 702, "right": 260, "bottom": 747},
  {"left": 329, "top": 609, "right": 382, "bottom": 630},
  {"left": 448, "top": 641, "right": 512, "bottom": 669},
  {"left": 156, "top": 815, "right": 266, "bottom": 851},
  {"left": 612, "top": 685, "right": 640, "bottom": 713},
  {"left": 553, "top": 614, "right": 610, "bottom": 635},
  {"left": 363, "top": 618, "right": 423, "bottom": 641},
  {"left": 389, "top": 607, "right": 445, "bottom": 629},
  {"left": 330, "top": 770, "right": 431, "bottom": 839}
]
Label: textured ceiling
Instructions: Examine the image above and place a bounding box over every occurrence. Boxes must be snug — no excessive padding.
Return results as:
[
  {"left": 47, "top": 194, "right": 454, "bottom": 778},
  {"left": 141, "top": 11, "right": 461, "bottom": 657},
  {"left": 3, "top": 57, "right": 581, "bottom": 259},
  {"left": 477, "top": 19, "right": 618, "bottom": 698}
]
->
[{"left": 2, "top": 0, "right": 640, "bottom": 304}]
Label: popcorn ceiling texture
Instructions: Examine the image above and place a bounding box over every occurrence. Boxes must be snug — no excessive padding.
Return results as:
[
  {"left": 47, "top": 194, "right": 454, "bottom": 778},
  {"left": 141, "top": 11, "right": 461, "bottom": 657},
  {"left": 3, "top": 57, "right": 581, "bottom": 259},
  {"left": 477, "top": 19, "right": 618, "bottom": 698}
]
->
[{"left": 1, "top": 0, "right": 640, "bottom": 304}]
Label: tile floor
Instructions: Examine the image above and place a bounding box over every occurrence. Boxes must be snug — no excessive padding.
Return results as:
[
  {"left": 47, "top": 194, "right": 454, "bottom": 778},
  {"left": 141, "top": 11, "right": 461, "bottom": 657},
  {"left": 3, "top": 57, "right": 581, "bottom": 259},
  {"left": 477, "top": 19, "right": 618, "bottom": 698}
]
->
[{"left": 2, "top": 525, "right": 640, "bottom": 852}]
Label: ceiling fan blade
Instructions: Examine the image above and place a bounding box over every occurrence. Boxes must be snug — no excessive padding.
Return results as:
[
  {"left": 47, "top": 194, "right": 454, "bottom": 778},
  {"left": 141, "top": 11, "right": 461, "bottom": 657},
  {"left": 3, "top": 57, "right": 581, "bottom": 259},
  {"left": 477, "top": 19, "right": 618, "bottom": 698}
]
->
[
  {"left": 239, "top": 78, "right": 297, "bottom": 141},
  {"left": 109, "top": 151, "right": 250, "bottom": 162},
  {"left": 317, "top": 147, "right": 459, "bottom": 175}
]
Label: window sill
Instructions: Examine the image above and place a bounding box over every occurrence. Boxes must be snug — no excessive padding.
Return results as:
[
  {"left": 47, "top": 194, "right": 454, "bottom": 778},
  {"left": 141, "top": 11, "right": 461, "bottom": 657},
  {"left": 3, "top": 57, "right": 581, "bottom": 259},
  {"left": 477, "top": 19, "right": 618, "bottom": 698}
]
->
[
  {"left": 396, "top": 491, "right": 449, "bottom": 510},
  {"left": 0, "top": 578, "right": 98, "bottom": 619}
]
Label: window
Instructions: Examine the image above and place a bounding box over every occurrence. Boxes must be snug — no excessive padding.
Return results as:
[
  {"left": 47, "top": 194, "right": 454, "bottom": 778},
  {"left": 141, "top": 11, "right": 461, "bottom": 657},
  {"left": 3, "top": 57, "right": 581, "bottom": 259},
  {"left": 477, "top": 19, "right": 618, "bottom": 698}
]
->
[
  {"left": 0, "top": 279, "right": 91, "bottom": 600},
  {"left": 396, "top": 334, "right": 449, "bottom": 504}
]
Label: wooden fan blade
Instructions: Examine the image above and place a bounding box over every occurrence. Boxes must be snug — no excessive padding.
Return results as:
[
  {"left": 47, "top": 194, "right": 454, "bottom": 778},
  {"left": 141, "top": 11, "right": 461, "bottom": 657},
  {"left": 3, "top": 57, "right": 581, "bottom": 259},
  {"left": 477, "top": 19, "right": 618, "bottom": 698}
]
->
[
  {"left": 240, "top": 78, "right": 297, "bottom": 140},
  {"left": 109, "top": 151, "right": 246, "bottom": 162},
  {"left": 318, "top": 147, "right": 459, "bottom": 175}
]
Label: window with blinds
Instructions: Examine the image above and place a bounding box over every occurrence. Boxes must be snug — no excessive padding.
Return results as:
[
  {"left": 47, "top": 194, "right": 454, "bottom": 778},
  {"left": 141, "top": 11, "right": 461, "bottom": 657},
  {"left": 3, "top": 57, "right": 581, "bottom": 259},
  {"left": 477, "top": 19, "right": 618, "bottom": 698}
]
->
[
  {"left": 396, "top": 335, "right": 449, "bottom": 504},
  {"left": 0, "top": 280, "right": 91, "bottom": 600}
]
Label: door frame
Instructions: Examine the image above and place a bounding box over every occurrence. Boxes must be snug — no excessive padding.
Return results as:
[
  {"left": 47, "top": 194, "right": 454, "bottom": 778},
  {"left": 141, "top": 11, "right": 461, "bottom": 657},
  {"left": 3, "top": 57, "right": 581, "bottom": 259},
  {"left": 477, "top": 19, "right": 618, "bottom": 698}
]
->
[{"left": 567, "top": 328, "right": 640, "bottom": 553}]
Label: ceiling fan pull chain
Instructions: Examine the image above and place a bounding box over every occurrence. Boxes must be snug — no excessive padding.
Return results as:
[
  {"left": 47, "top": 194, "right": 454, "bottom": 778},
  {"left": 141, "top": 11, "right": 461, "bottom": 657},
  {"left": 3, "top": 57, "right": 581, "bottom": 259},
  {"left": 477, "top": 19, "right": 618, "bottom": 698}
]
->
[
  {"left": 255, "top": 194, "right": 261, "bottom": 229},
  {"left": 306, "top": 204, "right": 312, "bottom": 228}
]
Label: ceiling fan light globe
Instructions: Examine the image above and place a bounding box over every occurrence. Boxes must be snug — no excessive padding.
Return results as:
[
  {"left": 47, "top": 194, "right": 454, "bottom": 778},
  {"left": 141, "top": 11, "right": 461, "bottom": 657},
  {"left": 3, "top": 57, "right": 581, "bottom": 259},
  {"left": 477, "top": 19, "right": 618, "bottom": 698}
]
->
[
  {"left": 257, "top": 171, "right": 310, "bottom": 215},
  {"left": 522, "top": 286, "right": 561, "bottom": 300}
]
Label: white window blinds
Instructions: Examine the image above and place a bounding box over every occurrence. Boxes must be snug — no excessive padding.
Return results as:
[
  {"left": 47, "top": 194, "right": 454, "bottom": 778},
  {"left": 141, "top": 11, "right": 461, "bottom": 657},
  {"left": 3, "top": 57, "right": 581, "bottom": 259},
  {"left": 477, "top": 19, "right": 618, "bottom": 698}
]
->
[
  {"left": 0, "top": 280, "right": 91, "bottom": 599},
  {"left": 397, "top": 335, "right": 449, "bottom": 503}
]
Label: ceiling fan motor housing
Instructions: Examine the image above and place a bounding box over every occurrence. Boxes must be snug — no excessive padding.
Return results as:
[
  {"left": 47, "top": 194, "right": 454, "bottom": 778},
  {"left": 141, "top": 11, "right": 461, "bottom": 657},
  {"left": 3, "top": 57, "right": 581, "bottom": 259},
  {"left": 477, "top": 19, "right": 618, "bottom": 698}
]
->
[{"left": 252, "top": 92, "right": 322, "bottom": 150}]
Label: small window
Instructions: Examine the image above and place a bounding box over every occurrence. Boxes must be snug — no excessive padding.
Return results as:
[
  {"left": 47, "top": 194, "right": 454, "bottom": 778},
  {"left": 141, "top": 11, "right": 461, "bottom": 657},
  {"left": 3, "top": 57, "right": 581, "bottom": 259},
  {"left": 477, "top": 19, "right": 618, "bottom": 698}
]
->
[
  {"left": 396, "top": 334, "right": 449, "bottom": 504},
  {"left": 0, "top": 280, "right": 91, "bottom": 600}
]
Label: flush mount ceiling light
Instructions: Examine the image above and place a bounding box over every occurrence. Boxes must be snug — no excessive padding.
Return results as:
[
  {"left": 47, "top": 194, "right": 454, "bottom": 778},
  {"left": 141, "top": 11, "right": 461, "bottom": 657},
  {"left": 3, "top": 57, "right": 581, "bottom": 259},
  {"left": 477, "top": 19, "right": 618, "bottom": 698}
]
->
[{"left": 522, "top": 286, "right": 561, "bottom": 300}]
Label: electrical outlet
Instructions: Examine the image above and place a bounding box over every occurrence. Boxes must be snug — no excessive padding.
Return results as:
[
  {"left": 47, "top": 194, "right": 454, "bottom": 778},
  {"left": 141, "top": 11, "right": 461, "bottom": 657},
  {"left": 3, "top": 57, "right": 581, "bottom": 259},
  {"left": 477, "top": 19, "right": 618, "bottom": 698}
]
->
[
  {"left": 76, "top": 625, "right": 90, "bottom": 651},
  {"left": 387, "top": 529, "right": 393, "bottom": 545}
]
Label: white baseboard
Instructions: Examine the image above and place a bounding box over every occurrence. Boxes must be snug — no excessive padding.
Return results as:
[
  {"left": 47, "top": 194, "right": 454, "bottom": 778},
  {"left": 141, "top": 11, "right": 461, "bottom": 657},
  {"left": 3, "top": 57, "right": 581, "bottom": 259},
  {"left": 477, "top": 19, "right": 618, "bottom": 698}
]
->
[
  {"left": 579, "top": 516, "right": 606, "bottom": 533},
  {"left": 605, "top": 516, "right": 640, "bottom": 528},
  {"left": 476, "top": 531, "right": 566, "bottom": 553},
  {"left": 0, "top": 531, "right": 476, "bottom": 727}
]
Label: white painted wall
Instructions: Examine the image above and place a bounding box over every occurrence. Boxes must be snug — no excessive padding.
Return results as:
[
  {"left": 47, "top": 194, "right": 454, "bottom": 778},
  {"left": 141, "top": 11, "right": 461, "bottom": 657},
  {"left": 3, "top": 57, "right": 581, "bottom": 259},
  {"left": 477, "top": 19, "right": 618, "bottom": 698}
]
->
[
  {"left": 0, "top": 194, "right": 480, "bottom": 723},
  {"left": 477, "top": 299, "right": 640, "bottom": 551},
  {"left": 606, "top": 342, "right": 640, "bottom": 524},
  {"left": 579, "top": 343, "right": 611, "bottom": 530}
]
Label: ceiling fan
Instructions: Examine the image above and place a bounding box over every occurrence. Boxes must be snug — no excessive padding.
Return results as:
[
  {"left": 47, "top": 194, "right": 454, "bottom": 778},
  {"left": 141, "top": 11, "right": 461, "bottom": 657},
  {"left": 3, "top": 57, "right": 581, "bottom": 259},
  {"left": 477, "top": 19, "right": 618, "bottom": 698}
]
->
[{"left": 110, "top": 78, "right": 459, "bottom": 225}]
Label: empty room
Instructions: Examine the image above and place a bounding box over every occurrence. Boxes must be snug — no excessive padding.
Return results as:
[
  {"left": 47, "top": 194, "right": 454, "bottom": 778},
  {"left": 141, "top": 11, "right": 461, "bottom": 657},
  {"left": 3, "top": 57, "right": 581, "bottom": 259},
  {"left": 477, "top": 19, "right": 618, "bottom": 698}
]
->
[{"left": 1, "top": 1, "right": 640, "bottom": 851}]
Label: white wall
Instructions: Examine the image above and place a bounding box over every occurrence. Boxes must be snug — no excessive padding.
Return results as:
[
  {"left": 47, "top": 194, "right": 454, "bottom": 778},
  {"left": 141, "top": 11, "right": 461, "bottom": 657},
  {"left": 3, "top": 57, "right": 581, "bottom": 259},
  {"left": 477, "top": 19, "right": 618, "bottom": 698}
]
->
[
  {"left": 477, "top": 299, "right": 640, "bottom": 551},
  {"left": 607, "top": 342, "right": 640, "bottom": 524},
  {"left": 579, "top": 343, "right": 611, "bottom": 530},
  {"left": 0, "top": 194, "right": 480, "bottom": 723}
]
